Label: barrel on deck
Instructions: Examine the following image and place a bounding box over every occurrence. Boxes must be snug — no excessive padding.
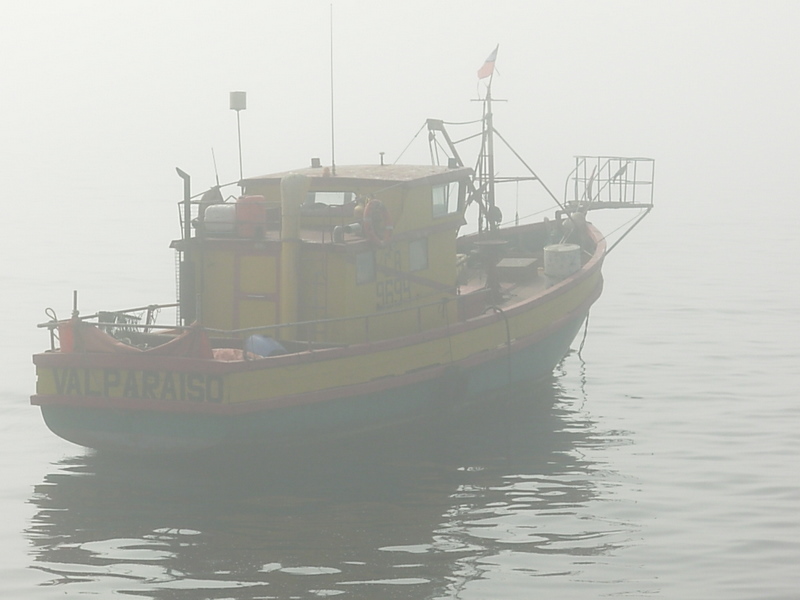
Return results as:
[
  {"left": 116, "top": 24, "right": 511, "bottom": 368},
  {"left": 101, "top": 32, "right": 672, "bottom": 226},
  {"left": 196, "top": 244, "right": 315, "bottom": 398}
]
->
[
  {"left": 236, "top": 195, "right": 267, "bottom": 237},
  {"left": 543, "top": 243, "right": 581, "bottom": 279}
]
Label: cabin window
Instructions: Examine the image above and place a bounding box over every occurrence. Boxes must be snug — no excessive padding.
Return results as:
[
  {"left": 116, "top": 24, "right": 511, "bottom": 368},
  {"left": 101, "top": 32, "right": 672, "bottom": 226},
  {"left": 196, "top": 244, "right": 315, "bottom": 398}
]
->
[
  {"left": 432, "top": 182, "right": 459, "bottom": 217},
  {"left": 409, "top": 238, "right": 428, "bottom": 272},
  {"left": 356, "top": 251, "right": 375, "bottom": 284},
  {"left": 306, "top": 191, "right": 355, "bottom": 206}
]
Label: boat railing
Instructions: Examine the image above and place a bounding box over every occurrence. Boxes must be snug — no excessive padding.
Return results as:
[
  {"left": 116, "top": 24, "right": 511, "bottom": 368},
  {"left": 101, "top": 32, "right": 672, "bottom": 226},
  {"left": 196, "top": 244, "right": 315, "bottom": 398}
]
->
[
  {"left": 38, "top": 295, "right": 467, "bottom": 353},
  {"left": 561, "top": 155, "right": 655, "bottom": 255},
  {"left": 177, "top": 192, "right": 361, "bottom": 246},
  {"left": 567, "top": 156, "right": 655, "bottom": 211},
  {"left": 38, "top": 303, "right": 179, "bottom": 330},
  {"left": 204, "top": 294, "right": 460, "bottom": 350},
  {"left": 37, "top": 303, "right": 181, "bottom": 351}
]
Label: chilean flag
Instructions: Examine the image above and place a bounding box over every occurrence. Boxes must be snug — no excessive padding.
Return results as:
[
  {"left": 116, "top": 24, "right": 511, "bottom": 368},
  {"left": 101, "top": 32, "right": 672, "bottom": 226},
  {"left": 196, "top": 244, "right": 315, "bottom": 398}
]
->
[{"left": 477, "top": 45, "right": 499, "bottom": 79}]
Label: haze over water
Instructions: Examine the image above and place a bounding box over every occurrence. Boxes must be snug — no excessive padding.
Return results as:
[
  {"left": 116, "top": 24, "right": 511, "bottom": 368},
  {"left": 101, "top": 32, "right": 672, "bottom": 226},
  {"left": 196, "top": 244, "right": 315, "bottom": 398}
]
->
[{"left": 2, "top": 1, "right": 799, "bottom": 598}]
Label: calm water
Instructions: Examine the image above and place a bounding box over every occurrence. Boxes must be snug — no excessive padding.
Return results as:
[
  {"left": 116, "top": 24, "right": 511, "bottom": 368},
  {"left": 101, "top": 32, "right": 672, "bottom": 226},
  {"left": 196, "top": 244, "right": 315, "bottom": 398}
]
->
[{"left": 2, "top": 192, "right": 799, "bottom": 599}]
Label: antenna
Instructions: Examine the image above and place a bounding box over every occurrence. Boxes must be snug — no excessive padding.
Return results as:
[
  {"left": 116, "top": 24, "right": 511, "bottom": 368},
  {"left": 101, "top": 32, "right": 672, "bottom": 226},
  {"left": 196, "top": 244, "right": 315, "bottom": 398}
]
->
[
  {"left": 229, "top": 91, "right": 246, "bottom": 183},
  {"left": 329, "top": 4, "right": 336, "bottom": 175},
  {"left": 211, "top": 148, "right": 220, "bottom": 187}
]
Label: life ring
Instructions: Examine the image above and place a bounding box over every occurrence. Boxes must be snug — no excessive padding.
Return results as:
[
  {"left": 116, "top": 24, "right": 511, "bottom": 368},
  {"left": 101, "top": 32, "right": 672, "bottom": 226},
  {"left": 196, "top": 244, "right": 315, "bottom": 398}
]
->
[{"left": 362, "top": 199, "right": 393, "bottom": 245}]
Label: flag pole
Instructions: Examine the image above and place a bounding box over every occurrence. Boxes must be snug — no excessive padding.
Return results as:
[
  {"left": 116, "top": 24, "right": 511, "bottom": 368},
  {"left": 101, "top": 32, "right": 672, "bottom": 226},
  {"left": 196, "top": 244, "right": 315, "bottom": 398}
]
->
[
  {"left": 486, "top": 81, "right": 496, "bottom": 228},
  {"left": 481, "top": 45, "right": 498, "bottom": 230}
]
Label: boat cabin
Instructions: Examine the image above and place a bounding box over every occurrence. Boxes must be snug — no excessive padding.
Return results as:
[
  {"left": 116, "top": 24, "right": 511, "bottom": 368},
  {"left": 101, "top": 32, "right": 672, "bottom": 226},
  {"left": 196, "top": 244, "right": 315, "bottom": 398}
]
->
[{"left": 173, "top": 163, "right": 471, "bottom": 345}]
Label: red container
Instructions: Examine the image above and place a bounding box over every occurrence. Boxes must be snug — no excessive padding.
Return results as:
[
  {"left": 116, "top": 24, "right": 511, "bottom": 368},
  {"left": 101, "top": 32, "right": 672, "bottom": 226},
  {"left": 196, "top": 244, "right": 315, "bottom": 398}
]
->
[
  {"left": 235, "top": 195, "right": 267, "bottom": 237},
  {"left": 58, "top": 320, "right": 75, "bottom": 353}
]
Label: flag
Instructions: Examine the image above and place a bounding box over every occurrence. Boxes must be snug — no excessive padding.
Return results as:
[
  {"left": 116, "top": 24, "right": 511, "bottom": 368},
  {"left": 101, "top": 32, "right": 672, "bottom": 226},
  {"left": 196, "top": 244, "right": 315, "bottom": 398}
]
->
[{"left": 477, "top": 45, "right": 499, "bottom": 79}]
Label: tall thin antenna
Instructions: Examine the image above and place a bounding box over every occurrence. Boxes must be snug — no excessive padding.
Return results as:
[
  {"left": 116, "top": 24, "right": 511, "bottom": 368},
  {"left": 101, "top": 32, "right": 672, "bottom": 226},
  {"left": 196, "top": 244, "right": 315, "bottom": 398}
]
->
[
  {"left": 229, "top": 91, "right": 247, "bottom": 184},
  {"left": 329, "top": 3, "right": 337, "bottom": 175},
  {"left": 211, "top": 148, "right": 220, "bottom": 187}
]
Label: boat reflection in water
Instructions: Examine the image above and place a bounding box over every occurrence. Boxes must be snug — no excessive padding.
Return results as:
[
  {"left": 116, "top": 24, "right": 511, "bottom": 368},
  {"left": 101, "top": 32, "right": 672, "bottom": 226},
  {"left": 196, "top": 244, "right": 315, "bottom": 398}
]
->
[{"left": 27, "top": 368, "right": 634, "bottom": 598}]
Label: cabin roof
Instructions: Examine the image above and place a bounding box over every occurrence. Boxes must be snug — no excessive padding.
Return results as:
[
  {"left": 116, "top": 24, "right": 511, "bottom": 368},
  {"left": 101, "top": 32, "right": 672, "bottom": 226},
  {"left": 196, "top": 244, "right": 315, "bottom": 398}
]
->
[{"left": 242, "top": 164, "right": 472, "bottom": 187}]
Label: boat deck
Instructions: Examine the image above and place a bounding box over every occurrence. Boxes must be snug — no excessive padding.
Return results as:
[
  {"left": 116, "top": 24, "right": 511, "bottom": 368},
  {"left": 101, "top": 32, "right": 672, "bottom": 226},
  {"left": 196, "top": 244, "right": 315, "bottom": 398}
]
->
[{"left": 458, "top": 253, "right": 554, "bottom": 313}]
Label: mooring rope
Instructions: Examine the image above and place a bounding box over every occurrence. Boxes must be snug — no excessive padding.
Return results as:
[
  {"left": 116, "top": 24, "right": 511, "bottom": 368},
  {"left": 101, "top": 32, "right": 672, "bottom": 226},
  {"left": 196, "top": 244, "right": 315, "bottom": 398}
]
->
[{"left": 577, "top": 311, "right": 591, "bottom": 359}]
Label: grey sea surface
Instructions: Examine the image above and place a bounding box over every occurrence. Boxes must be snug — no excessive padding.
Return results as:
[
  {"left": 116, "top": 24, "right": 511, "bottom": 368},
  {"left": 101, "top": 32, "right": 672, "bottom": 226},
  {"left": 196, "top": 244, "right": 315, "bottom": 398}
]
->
[{"left": 2, "top": 189, "right": 798, "bottom": 599}]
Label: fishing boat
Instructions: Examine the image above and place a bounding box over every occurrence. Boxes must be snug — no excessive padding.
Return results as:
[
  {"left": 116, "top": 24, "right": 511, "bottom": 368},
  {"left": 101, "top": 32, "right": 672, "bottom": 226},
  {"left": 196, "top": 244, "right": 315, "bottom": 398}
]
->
[{"left": 31, "top": 79, "right": 653, "bottom": 453}]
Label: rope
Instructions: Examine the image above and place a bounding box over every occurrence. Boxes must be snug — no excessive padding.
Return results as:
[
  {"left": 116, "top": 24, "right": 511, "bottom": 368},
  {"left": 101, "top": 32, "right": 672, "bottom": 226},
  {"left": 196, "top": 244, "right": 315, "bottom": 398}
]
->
[
  {"left": 486, "top": 305, "right": 512, "bottom": 383},
  {"left": 440, "top": 297, "right": 454, "bottom": 364},
  {"left": 577, "top": 311, "right": 590, "bottom": 359}
]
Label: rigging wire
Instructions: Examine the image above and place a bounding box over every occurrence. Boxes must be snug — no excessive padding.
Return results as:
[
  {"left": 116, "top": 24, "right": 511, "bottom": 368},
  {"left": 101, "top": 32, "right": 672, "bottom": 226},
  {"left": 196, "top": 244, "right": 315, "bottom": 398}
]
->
[
  {"left": 392, "top": 121, "right": 427, "bottom": 164},
  {"left": 595, "top": 206, "right": 651, "bottom": 256}
]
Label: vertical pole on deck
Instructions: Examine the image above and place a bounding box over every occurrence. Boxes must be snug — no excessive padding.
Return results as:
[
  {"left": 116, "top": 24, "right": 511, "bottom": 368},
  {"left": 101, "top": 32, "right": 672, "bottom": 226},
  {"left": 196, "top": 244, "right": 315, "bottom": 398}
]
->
[
  {"left": 176, "top": 168, "right": 191, "bottom": 241},
  {"left": 230, "top": 91, "right": 247, "bottom": 186},
  {"left": 279, "top": 174, "right": 310, "bottom": 340},
  {"left": 485, "top": 84, "right": 496, "bottom": 230},
  {"left": 175, "top": 168, "right": 197, "bottom": 324},
  {"left": 329, "top": 4, "right": 337, "bottom": 176}
]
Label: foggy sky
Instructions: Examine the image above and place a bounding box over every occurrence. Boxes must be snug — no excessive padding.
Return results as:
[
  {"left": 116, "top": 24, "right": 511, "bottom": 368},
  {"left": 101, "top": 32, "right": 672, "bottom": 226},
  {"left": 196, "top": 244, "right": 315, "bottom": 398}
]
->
[{"left": 2, "top": 0, "right": 799, "bottom": 311}]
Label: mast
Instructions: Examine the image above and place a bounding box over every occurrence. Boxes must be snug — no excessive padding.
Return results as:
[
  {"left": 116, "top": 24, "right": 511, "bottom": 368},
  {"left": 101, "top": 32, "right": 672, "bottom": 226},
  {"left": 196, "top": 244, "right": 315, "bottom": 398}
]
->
[
  {"left": 329, "top": 3, "right": 337, "bottom": 175},
  {"left": 485, "top": 80, "right": 497, "bottom": 231},
  {"left": 475, "top": 44, "right": 499, "bottom": 232},
  {"left": 475, "top": 72, "right": 499, "bottom": 232}
]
